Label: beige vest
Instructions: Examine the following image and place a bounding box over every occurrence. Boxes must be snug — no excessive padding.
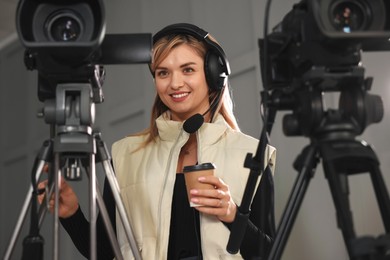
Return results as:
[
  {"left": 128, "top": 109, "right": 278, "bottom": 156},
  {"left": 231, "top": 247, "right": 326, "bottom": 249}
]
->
[{"left": 111, "top": 114, "right": 276, "bottom": 259}]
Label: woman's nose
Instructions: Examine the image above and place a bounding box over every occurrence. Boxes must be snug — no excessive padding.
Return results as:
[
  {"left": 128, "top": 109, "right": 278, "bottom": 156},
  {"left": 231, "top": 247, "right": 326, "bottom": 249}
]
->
[{"left": 170, "top": 72, "right": 184, "bottom": 89}]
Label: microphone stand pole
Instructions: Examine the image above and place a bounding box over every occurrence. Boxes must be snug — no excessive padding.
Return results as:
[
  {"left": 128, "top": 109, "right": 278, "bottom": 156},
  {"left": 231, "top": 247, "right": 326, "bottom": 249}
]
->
[{"left": 226, "top": 105, "right": 276, "bottom": 257}]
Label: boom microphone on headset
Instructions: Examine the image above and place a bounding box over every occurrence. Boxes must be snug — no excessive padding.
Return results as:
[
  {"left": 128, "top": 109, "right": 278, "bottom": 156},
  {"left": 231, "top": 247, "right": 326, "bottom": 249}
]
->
[
  {"left": 183, "top": 88, "right": 224, "bottom": 133},
  {"left": 183, "top": 114, "right": 204, "bottom": 133}
]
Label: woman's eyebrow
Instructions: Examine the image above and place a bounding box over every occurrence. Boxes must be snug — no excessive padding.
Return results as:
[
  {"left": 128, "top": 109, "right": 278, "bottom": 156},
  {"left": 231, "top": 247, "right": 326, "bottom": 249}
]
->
[
  {"left": 155, "top": 62, "right": 197, "bottom": 71},
  {"left": 180, "top": 62, "right": 197, "bottom": 68}
]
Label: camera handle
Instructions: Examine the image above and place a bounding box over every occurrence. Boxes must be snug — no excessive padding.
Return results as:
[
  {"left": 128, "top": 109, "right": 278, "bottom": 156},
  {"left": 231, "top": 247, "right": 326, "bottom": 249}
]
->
[
  {"left": 3, "top": 83, "right": 142, "bottom": 260},
  {"left": 268, "top": 138, "right": 390, "bottom": 260}
]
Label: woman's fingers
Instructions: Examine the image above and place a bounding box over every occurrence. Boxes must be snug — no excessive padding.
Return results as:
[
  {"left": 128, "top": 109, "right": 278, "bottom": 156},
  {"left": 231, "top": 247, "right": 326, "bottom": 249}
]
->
[
  {"left": 190, "top": 175, "right": 237, "bottom": 222},
  {"left": 36, "top": 176, "right": 79, "bottom": 218},
  {"left": 37, "top": 180, "right": 49, "bottom": 204}
]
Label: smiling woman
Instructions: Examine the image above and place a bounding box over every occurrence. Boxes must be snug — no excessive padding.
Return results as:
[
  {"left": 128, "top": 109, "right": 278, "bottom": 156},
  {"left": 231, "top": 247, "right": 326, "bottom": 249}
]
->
[{"left": 38, "top": 23, "right": 276, "bottom": 260}]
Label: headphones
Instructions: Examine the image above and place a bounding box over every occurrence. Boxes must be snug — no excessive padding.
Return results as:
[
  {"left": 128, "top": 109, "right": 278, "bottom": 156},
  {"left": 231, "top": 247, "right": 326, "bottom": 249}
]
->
[{"left": 152, "top": 23, "right": 231, "bottom": 91}]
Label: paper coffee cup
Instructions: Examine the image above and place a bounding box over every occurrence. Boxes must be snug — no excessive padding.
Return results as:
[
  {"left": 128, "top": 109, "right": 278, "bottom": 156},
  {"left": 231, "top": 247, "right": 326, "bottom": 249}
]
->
[{"left": 183, "top": 163, "right": 216, "bottom": 207}]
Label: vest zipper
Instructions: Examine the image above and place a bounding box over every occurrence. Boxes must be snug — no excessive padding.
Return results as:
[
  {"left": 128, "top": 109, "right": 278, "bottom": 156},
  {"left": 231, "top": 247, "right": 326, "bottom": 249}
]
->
[{"left": 155, "top": 128, "right": 188, "bottom": 258}]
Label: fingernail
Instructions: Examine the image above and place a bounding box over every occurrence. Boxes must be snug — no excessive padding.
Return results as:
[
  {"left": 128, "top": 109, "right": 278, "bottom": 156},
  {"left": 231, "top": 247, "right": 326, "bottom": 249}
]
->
[
  {"left": 190, "top": 189, "right": 198, "bottom": 194},
  {"left": 198, "top": 176, "right": 205, "bottom": 181}
]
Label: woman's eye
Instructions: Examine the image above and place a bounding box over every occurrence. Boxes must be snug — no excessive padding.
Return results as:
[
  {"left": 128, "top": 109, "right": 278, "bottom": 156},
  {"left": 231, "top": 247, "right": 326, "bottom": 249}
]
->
[
  {"left": 156, "top": 70, "right": 168, "bottom": 77},
  {"left": 183, "top": 67, "right": 194, "bottom": 73}
]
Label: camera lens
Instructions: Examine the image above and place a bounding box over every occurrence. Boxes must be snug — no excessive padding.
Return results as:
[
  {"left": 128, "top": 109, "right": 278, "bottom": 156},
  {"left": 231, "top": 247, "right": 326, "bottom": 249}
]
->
[
  {"left": 330, "top": 0, "right": 370, "bottom": 33},
  {"left": 46, "top": 12, "right": 83, "bottom": 42}
]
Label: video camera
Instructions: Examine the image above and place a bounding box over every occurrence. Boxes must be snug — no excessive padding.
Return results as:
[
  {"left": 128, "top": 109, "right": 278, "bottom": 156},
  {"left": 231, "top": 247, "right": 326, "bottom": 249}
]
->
[
  {"left": 16, "top": 0, "right": 152, "bottom": 102},
  {"left": 260, "top": 0, "right": 388, "bottom": 137}
]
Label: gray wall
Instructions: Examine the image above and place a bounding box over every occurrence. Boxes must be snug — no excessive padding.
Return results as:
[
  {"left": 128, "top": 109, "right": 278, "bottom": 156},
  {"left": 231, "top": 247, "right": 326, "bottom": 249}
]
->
[{"left": 1, "top": 0, "right": 390, "bottom": 259}]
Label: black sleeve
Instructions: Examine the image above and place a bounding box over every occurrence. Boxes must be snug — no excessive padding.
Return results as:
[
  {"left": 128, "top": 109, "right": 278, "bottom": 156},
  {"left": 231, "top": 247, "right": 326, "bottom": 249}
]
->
[
  {"left": 59, "top": 206, "right": 90, "bottom": 258},
  {"left": 60, "top": 177, "right": 116, "bottom": 260},
  {"left": 224, "top": 166, "right": 275, "bottom": 259}
]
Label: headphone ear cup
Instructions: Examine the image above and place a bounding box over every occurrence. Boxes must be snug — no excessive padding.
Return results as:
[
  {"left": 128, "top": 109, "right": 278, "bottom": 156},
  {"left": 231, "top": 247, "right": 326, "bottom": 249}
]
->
[{"left": 204, "top": 50, "right": 226, "bottom": 91}]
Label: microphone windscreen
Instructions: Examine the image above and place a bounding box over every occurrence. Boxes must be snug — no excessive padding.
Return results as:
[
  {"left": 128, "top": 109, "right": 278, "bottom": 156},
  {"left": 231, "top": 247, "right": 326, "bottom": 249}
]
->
[{"left": 183, "top": 114, "right": 204, "bottom": 133}]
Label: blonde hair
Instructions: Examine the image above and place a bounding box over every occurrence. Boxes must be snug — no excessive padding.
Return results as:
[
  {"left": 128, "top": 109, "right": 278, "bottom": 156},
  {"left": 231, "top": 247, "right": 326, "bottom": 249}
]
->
[{"left": 136, "top": 33, "right": 240, "bottom": 148}]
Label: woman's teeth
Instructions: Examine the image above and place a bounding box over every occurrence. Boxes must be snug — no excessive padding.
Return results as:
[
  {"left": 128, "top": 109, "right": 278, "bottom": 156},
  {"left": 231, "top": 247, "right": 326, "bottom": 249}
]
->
[{"left": 172, "top": 93, "right": 189, "bottom": 98}]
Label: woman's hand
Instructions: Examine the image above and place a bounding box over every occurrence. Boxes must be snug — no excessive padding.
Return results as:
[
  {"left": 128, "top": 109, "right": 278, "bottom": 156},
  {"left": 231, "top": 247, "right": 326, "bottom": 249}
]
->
[
  {"left": 37, "top": 176, "right": 79, "bottom": 219},
  {"left": 189, "top": 176, "right": 237, "bottom": 223}
]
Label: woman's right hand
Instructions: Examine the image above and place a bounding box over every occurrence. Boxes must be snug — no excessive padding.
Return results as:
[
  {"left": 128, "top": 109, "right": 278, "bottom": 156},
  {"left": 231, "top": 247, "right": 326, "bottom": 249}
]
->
[{"left": 37, "top": 176, "right": 79, "bottom": 219}]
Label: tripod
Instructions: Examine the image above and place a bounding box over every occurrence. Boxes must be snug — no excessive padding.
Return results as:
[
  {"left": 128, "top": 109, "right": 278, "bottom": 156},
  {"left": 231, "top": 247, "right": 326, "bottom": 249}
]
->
[
  {"left": 4, "top": 74, "right": 142, "bottom": 260},
  {"left": 267, "top": 118, "right": 390, "bottom": 259}
]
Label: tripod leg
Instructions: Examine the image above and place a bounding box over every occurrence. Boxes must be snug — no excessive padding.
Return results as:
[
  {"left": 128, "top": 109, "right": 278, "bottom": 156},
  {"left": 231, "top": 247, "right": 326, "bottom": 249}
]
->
[
  {"left": 89, "top": 153, "right": 97, "bottom": 260},
  {"left": 95, "top": 185, "right": 124, "bottom": 260},
  {"left": 96, "top": 135, "right": 142, "bottom": 260},
  {"left": 268, "top": 144, "right": 319, "bottom": 260},
  {"left": 53, "top": 153, "right": 61, "bottom": 260},
  {"left": 319, "top": 140, "right": 390, "bottom": 259},
  {"left": 369, "top": 163, "right": 390, "bottom": 232},
  {"left": 83, "top": 156, "right": 124, "bottom": 260},
  {"left": 3, "top": 140, "right": 52, "bottom": 260},
  {"left": 321, "top": 160, "right": 356, "bottom": 255},
  {"left": 4, "top": 163, "right": 45, "bottom": 260}
]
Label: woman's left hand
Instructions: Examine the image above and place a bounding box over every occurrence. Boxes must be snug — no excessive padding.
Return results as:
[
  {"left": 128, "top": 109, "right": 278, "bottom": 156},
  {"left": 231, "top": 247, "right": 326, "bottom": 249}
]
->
[{"left": 190, "top": 175, "right": 237, "bottom": 223}]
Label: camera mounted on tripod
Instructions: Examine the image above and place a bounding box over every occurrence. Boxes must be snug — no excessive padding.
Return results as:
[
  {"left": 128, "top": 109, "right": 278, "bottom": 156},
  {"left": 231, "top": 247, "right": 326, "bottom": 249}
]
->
[
  {"left": 3, "top": 1, "right": 148, "bottom": 259},
  {"left": 15, "top": 0, "right": 152, "bottom": 180},
  {"left": 260, "top": 0, "right": 388, "bottom": 139},
  {"left": 261, "top": 1, "right": 390, "bottom": 259}
]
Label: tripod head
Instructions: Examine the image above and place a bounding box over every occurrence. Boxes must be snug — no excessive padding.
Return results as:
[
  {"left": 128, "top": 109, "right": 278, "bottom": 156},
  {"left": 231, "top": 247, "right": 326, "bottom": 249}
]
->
[{"left": 265, "top": 66, "right": 384, "bottom": 141}]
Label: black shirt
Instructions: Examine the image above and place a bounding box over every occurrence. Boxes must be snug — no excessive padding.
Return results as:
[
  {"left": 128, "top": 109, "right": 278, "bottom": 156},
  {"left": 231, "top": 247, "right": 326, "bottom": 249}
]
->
[{"left": 168, "top": 174, "right": 201, "bottom": 259}]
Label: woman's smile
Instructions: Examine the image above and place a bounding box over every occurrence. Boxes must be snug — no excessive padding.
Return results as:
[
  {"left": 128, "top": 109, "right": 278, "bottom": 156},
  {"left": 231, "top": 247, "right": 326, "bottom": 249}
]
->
[{"left": 170, "top": 91, "right": 190, "bottom": 101}]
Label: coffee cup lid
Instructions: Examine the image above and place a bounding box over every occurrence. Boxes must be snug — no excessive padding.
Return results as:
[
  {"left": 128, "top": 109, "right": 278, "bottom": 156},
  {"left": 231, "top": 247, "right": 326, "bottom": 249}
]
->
[{"left": 183, "top": 162, "right": 216, "bottom": 173}]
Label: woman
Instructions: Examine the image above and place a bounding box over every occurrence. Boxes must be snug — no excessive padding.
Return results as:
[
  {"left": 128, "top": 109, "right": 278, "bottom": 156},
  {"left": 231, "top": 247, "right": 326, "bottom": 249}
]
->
[{"left": 40, "top": 23, "right": 276, "bottom": 260}]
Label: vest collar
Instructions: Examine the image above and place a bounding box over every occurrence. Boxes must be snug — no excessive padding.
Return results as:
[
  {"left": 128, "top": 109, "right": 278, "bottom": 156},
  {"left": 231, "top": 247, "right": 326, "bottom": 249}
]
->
[{"left": 156, "top": 112, "right": 230, "bottom": 146}]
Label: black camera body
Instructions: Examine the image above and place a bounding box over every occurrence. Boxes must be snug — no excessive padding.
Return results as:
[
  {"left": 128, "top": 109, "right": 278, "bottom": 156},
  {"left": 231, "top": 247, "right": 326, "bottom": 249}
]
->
[
  {"left": 262, "top": 0, "right": 390, "bottom": 89},
  {"left": 16, "top": 0, "right": 106, "bottom": 64},
  {"left": 15, "top": 0, "right": 151, "bottom": 102}
]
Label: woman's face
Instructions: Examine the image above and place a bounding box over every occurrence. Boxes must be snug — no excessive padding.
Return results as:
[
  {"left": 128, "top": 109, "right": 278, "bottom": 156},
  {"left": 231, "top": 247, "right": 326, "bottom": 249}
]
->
[{"left": 154, "top": 44, "right": 210, "bottom": 122}]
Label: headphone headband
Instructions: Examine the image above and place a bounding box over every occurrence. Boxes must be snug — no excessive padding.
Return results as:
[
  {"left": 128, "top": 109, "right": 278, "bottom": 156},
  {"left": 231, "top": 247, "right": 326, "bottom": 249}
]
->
[{"left": 153, "top": 23, "right": 209, "bottom": 44}]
